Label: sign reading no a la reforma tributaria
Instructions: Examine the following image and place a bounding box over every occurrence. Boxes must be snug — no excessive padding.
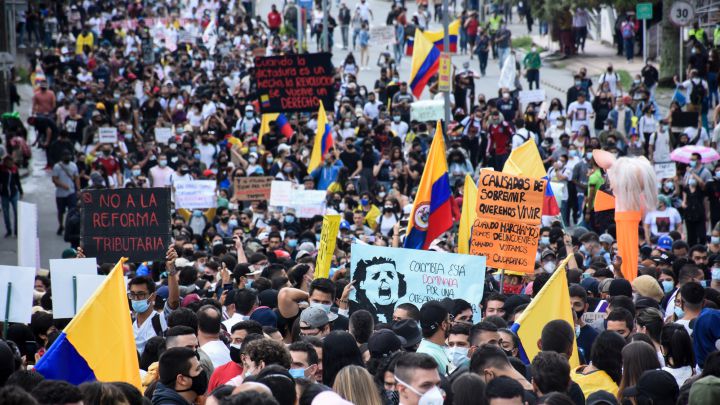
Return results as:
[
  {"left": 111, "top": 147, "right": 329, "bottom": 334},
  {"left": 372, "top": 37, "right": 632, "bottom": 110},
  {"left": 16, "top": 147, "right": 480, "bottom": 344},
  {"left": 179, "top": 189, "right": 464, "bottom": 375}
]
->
[
  {"left": 81, "top": 188, "right": 171, "bottom": 263},
  {"left": 255, "top": 53, "right": 335, "bottom": 113}
]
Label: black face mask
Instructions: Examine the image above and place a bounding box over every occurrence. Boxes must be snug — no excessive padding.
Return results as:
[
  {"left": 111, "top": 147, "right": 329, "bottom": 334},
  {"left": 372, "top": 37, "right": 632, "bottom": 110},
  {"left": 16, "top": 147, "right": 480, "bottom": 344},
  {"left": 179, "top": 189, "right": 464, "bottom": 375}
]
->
[
  {"left": 183, "top": 248, "right": 195, "bottom": 257},
  {"left": 383, "top": 389, "right": 400, "bottom": 405},
  {"left": 220, "top": 217, "right": 230, "bottom": 223},
  {"left": 178, "top": 370, "right": 208, "bottom": 395},
  {"left": 575, "top": 309, "right": 585, "bottom": 319},
  {"left": 229, "top": 345, "right": 242, "bottom": 364},
  {"left": 503, "top": 349, "right": 514, "bottom": 357}
]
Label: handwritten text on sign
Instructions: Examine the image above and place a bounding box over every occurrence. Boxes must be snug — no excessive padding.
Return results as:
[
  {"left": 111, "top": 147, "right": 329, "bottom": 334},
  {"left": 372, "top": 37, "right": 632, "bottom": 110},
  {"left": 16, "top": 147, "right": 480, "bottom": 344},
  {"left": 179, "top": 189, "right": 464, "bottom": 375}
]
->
[
  {"left": 81, "top": 188, "right": 171, "bottom": 263},
  {"left": 470, "top": 171, "right": 545, "bottom": 272},
  {"left": 174, "top": 180, "right": 216, "bottom": 209},
  {"left": 235, "top": 176, "right": 274, "bottom": 201},
  {"left": 255, "top": 53, "right": 335, "bottom": 113}
]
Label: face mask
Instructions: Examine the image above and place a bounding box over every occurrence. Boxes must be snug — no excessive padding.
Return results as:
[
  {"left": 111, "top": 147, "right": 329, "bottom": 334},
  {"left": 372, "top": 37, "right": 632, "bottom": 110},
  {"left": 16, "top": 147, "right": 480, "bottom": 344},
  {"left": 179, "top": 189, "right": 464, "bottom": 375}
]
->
[
  {"left": 531, "top": 47, "right": 537, "bottom": 52},
  {"left": 393, "top": 116, "right": 401, "bottom": 123},
  {"left": 229, "top": 344, "right": 242, "bottom": 363},
  {"left": 689, "top": 178, "right": 698, "bottom": 187},
  {"left": 124, "top": 133, "right": 133, "bottom": 140},
  {"left": 586, "top": 152, "right": 593, "bottom": 160},
  {"left": 569, "top": 150, "right": 578, "bottom": 158},
  {"left": 361, "top": 198, "right": 369, "bottom": 206},
  {"left": 193, "top": 152, "right": 201, "bottom": 160},
  {"left": 379, "top": 191, "right": 387, "bottom": 198},
  {"left": 220, "top": 217, "right": 230, "bottom": 223},
  {"left": 131, "top": 299, "right": 150, "bottom": 313},
  {"left": 712, "top": 268, "right": 720, "bottom": 281},
  {"left": 248, "top": 157, "right": 257, "bottom": 164},
  {"left": 228, "top": 219, "right": 238, "bottom": 228},
  {"left": 661, "top": 280, "right": 674, "bottom": 294},
  {"left": 179, "top": 370, "right": 208, "bottom": 396},
  {"left": 169, "top": 143, "right": 178, "bottom": 150},
  {"left": 383, "top": 389, "right": 400, "bottom": 405},
  {"left": 246, "top": 111, "right": 254, "bottom": 118},
  {"left": 288, "top": 239, "right": 298, "bottom": 248},
  {"left": 267, "top": 156, "right": 274, "bottom": 164},
  {"left": 575, "top": 325, "right": 581, "bottom": 338},
  {"left": 716, "top": 171, "right": 720, "bottom": 178},
  {"left": 193, "top": 210, "right": 203, "bottom": 218},
  {"left": 540, "top": 236, "right": 550, "bottom": 245},
  {"left": 158, "top": 160, "right": 167, "bottom": 167},
  {"left": 285, "top": 214, "right": 296, "bottom": 223},
  {"left": 689, "top": 161, "right": 698, "bottom": 168},
  {"left": 344, "top": 121, "right": 352, "bottom": 128},
  {"left": 289, "top": 368, "right": 306, "bottom": 379},
  {"left": 543, "top": 261, "right": 556, "bottom": 273},
  {"left": 250, "top": 146, "right": 258, "bottom": 153},
  {"left": 674, "top": 305, "right": 685, "bottom": 319},
  {"left": 445, "top": 346, "right": 469, "bottom": 368},
  {"left": 311, "top": 302, "right": 332, "bottom": 314},
  {"left": 103, "top": 149, "right": 111, "bottom": 156},
  {"left": 132, "top": 169, "right": 141, "bottom": 177},
  {"left": 396, "top": 377, "right": 444, "bottom": 405},
  {"left": 633, "top": 80, "right": 640, "bottom": 84},
  {"left": 664, "top": 181, "right": 674, "bottom": 190},
  {"left": 246, "top": 279, "right": 254, "bottom": 289},
  {"left": 575, "top": 81, "right": 582, "bottom": 86},
  {"left": 661, "top": 125, "right": 669, "bottom": 132}
]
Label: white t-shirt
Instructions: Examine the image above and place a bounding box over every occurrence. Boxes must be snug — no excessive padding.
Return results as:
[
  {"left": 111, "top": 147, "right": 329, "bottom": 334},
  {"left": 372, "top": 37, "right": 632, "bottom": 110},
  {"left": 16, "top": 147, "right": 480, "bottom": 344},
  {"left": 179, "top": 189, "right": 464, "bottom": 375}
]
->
[
  {"left": 683, "top": 127, "right": 710, "bottom": 146},
  {"left": 201, "top": 339, "right": 231, "bottom": 369},
  {"left": 599, "top": 72, "right": 620, "bottom": 96},
  {"left": 149, "top": 165, "right": 174, "bottom": 188},
  {"left": 649, "top": 130, "right": 672, "bottom": 162},
  {"left": 681, "top": 78, "right": 709, "bottom": 102},
  {"left": 133, "top": 307, "right": 170, "bottom": 355},
  {"left": 567, "top": 101, "right": 594, "bottom": 132},
  {"left": 356, "top": 2, "right": 371, "bottom": 21},
  {"left": 198, "top": 143, "right": 218, "bottom": 168},
  {"left": 644, "top": 207, "right": 683, "bottom": 237}
]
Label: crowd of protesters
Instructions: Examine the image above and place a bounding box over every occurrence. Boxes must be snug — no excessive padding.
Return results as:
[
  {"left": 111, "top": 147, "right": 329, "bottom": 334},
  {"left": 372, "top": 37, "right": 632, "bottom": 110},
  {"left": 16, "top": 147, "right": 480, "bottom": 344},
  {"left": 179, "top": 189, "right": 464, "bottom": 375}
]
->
[{"left": 2, "top": 1, "right": 720, "bottom": 405}]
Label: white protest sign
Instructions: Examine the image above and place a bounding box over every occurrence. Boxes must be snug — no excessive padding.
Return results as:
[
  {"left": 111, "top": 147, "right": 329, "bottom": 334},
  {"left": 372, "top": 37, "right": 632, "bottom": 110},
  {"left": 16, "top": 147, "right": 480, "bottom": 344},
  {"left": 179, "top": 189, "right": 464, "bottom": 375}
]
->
[
  {"left": 155, "top": 127, "right": 174, "bottom": 144},
  {"left": 0, "top": 266, "right": 36, "bottom": 323},
  {"left": 498, "top": 54, "right": 517, "bottom": 90},
  {"left": 654, "top": 162, "right": 677, "bottom": 180},
  {"left": 294, "top": 190, "right": 327, "bottom": 218},
  {"left": 370, "top": 26, "right": 395, "bottom": 43},
  {"left": 518, "top": 89, "right": 546, "bottom": 105},
  {"left": 270, "top": 181, "right": 294, "bottom": 207},
  {"left": 18, "top": 201, "right": 38, "bottom": 269},
  {"left": 174, "top": 180, "right": 217, "bottom": 209},
  {"left": 49, "top": 258, "right": 98, "bottom": 319},
  {"left": 75, "top": 274, "right": 112, "bottom": 312},
  {"left": 411, "top": 100, "right": 445, "bottom": 122},
  {"left": 98, "top": 127, "right": 118, "bottom": 144},
  {"left": 350, "top": 244, "right": 487, "bottom": 324},
  {"left": 178, "top": 30, "right": 195, "bottom": 44},
  {"left": 582, "top": 312, "right": 606, "bottom": 325}
]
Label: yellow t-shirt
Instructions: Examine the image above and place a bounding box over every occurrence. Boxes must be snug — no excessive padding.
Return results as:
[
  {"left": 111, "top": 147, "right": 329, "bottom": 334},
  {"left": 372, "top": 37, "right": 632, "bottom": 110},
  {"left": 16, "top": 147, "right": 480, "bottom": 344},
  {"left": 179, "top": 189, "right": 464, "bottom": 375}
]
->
[
  {"left": 571, "top": 366, "right": 619, "bottom": 398},
  {"left": 76, "top": 32, "right": 94, "bottom": 55}
]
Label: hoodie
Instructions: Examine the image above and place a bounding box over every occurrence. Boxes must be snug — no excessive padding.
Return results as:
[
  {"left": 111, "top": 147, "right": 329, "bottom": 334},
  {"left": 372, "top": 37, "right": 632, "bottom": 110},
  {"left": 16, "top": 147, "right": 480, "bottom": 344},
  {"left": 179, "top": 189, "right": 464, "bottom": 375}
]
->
[{"left": 151, "top": 382, "right": 191, "bottom": 405}]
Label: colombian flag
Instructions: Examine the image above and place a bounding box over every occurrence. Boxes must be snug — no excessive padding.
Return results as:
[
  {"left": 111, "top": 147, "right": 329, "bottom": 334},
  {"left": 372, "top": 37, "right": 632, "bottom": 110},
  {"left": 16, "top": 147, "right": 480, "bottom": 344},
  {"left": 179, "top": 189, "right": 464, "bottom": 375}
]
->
[
  {"left": 260, "top": 94, "right": 271, "bottom": 109},
  {"left": 404, "top": 121, "right": 452, "bottom": 250},
  {"left": 406, "top": 20, "right": 460, "bottom": 55},
  {"left": 502, "top": 139, "right": 560, "bottom": 216},
  {"left": 307, "top": 101, "right": 334, "bottom": 174},
  {"left": 276, "top": 113, "right": 294, "bottom": 139},
  {"left": 35, "top": 258, "right": 141, "bottom": 389},
  {"left": 409, "top": 29, "right": 441, "bottom": 99},
  {"left": 510, "top": 255, "right": 580, "bottom": 368},
  {"left": 457, "top": 174, "right": 477, "bottom": 254}
]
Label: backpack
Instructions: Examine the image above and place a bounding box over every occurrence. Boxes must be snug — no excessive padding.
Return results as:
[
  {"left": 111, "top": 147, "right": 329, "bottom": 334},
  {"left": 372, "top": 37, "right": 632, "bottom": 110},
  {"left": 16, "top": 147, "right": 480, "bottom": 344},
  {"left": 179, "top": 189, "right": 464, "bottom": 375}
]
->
[
  {"left": 622, "top": 22, "right": 634, "bottom": 39},
  {"left": 690, "top": 80, "right": 706, "bottom": 105}
]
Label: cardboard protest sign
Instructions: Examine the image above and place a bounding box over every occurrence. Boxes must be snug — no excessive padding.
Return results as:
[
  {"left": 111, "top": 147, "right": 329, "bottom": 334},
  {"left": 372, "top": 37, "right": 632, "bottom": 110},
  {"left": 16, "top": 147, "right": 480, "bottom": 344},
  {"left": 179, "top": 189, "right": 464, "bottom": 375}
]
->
[
  {"left": 671, "top": 111, "right": 699, "bottom": 129},
  {"left": 350, "top": 244, "right": 486, "bottom": 323},
  {"left": 370, "top": 26, "right": 395, "bottom": 43},
  {"left": 81, "top": 188, "right": 171, "bottom": 263},
  {"left": 98, "top": 127, "right": 118, "bottom": 144},
  {"left": 654, "top": 162, "right": 677, "bottom": 179},
  {"left": 315, "top": 215, "right": 342, "bottom": 279},
  {"left": 174, "top": 180, "right": 217, "bottom": 209},
  {"left": 235, "top": 176, "right": 274, "bottom": 201},
  {"left": 154, "top": 127, "right": 174, "bottom": 144},
  {"left": 518, "top": 89, "right": 546, "bottom": 105},
  {"left": 255, "top": 53, "right": 335, "bottom": 113},
  {"left": 0, "top": 266, "right": 36, "bottom": 323},
  {"left": 17, "top": 201, "right": 38, "bottom": 269},
  {"left": 49, "top": 258, "right": 98, "bottom": 319},
  {"left": 411, "top": 100, "right": 445, "bottom": 122},
  {"left": 470, "top": 170, "right": 545, "bottom": 273}
]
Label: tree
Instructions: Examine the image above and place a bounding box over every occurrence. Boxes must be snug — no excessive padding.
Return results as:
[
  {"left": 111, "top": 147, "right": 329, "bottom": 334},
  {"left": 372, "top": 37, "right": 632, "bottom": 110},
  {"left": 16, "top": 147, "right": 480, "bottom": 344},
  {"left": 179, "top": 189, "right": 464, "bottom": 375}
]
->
[{"left": 659, "top": 0, "right": 680, "bottom": 83}]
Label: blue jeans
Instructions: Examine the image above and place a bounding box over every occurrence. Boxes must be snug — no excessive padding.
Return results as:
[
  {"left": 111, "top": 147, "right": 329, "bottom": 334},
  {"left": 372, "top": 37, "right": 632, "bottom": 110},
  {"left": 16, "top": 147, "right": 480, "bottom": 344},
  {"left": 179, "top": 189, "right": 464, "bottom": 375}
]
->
[
  {"left": 1, "top": 193, "right": 19, "bottom": 234},
  {"left": 623, "top": 38, "right": 634, "bottom": 61},
  {"left": 478, "top": 51, "right": 488, "bottom": 75},
  {"left": 498, "top": 47, "right": 510, "bottom": 68},
  {"left": 708, "top": 72, "right": 719, "bottom": 106},
  {"left": 394, "top": 43, "right": 403, "bottom": 64}
]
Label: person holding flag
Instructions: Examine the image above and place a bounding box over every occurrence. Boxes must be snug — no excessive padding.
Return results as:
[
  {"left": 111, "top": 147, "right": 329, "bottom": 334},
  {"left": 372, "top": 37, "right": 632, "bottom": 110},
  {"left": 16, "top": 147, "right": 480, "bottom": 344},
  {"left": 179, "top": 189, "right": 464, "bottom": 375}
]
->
[{"left": 309, "top": 101, "right": 342, "bottom": 190}]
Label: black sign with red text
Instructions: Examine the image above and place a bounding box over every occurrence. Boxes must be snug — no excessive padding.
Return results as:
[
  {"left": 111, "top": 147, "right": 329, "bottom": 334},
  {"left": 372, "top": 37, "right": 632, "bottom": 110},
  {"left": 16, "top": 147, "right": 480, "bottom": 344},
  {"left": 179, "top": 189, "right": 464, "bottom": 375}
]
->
[
  {"left": 81, "top": 188, "right": 171, "bottom": 263},
  {"left": 255, "top": 53, "right": 335, "bottom": 113}
]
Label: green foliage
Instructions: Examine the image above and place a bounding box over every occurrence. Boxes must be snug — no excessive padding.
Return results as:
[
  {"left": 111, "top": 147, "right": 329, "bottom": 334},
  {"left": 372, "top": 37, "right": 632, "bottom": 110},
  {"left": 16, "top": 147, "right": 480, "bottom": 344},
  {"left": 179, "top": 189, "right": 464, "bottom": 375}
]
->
[
  {"left": 616, "top": 69, "right": 633, "bottom": 90},
  {"left": 16, "top": 66, "right": 30, "bottom": 84},
  {"left": 511, "top": 36, "right": 534, "bottom": 51}
]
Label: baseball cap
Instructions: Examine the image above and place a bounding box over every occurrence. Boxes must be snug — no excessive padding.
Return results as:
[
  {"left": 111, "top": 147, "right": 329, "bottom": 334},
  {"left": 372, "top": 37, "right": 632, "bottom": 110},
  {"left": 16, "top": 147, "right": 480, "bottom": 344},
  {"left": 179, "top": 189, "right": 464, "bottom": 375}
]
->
[
  {"left": 608, "top": 279, "right": 632, "bottom": 297},
  {"left": 598, "top": 278, "right": 614, "bottom": 294},
  {"left": 657, "top": 235, "right": 673, "bottom": 251},
  {"left": 599, "top": 233, "right": 614, "bottom": 244},
  {"left": 299, "top": 306, "right": 330, "bottom": 329},
  {"left": 420, "top": 301, "right": 449, "bottom": 335},
  {"left": 249, "top": 306, "right": 278, "bottom": 328},
  {"left": 580, "top": 277, "right": 600, "bottom": 296},
  {"left": 622, "top": 370, "right": 678, "bottom": 405},
  {"left": 651, "top": 252, "right": 673, "bottom": 266},
  {"left": 502, "top": 294, "right": 531, "bottom": 314},
  {"left": 541, "top": 249, "right": 556, "bottom": 260},
  {"left": 298, "top": 241, "right": 316, "bottom": 253},
  {"left": 391, "top": 319, "right": 422, "bottom": 349},
  {"left": 689, "top": 375, "right": 720, "bottom": 404},
  {"left": 367, "top": 329, "right": 406, "bottom": 358},
  {"left": 586, "top": 390, "right": 619, "bottom": 405}
]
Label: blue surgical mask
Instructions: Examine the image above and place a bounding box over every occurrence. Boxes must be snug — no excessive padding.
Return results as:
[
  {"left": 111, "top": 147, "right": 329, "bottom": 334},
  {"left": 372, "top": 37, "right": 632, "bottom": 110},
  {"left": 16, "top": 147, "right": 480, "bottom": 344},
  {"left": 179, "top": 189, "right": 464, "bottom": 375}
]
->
[
  {"left": 661, "top": 280, "right": 674, "bottom": 293},
  {"left": 712, "top": 236, "right": 720, "bottom": 245},
  {"left": 246, "top": 279, "right": 254, "bottom": 288},
  {"left": 689, "top": 160, "right": 698, "bottom": 168},
  {"left": 131, "top": 299, "right": 150, "bottom": 313},
  {"left": 132, "top": 169, "right": 141, "bottom": 177},
  {"left": 445, "top": 346, "right": 469, "bottom": 368},
  {"left": 582, "top": 272, "right": 591, "bottom": 279},
  {"left": 250, "top": 146, "right": 258, "bottom": 153},
  {"left": 360, "top": 198, "right": 369, "bottom": 206},
  {"left": 540, "top": 236, "right": 550, "bottom": 245},
  {"left": 285, "top": 214, "right": 295, "bottom": 223},
  {"left": 194, "top": 153, "right": 201, "bottom": 160},
  {"left": 288, "top": 368, "right": 306, "bottom": 379},
  {"left": 700, "top": 280, "right": 708, "bottom": 288},
  {"left": 288, "top": 239, "right": 298, "bottom": 248},
  {"left": 585, "top": 152, "right": 593, "bottom": 160},
  {"left": 569, "top": 150, "right": 578, "bottom": 158},
  {"left": 712, "top": 268, "right": 720, "bottom": 281},
  {"left": 229, "top": 219, "right": 238, "bottom": 228},
  {"left": 311, "top": 302, "right": 332, "bottom": 314},
  {"left": 674, "top": 305, "right": 685, "bottom": 319}
]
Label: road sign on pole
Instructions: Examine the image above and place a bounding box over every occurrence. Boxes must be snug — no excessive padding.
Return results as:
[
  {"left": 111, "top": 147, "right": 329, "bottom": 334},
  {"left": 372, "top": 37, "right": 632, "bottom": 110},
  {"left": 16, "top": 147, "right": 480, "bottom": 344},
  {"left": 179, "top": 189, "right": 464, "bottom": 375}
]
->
[
  {"left": 636, "top": 3, "right": 653, "bottom": 20},
  {"left": 669, "top": 1, "right": 695, "bottom": 81}
]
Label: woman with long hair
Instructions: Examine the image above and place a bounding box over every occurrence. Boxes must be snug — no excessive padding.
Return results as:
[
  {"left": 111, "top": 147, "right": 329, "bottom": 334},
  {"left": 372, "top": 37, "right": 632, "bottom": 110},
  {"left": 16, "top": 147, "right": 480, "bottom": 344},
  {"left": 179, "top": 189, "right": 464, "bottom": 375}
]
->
[
  {"left": 571, "top": 330, "right": 625, "bottom": 398},
  {"left": 333, "top": 365, "right": 383, "bottom": 405},
  {"left": 323, "top": 331, "right": 364, "bottom": 387},
  {"left": 660, "top": 323, "right": 696, "bottom": 387},
  {"left": 617, "top": 341, "right": 661, "bottom": 400}
]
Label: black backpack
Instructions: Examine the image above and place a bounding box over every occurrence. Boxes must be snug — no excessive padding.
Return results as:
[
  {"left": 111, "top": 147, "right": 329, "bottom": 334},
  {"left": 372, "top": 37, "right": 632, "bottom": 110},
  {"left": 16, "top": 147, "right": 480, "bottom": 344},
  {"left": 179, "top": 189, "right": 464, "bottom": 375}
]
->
[{"left": 690, "top": 80, "right": 706, "bottom": 105}]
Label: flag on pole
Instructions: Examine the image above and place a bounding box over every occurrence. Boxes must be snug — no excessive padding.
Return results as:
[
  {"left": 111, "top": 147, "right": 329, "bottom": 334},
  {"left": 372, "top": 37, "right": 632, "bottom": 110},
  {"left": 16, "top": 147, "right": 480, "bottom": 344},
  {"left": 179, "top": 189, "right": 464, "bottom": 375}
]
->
[
  {"left": 510, "top": 255, "right": 580, "bottom": 368},
  {"left": 409, "top": 29, "right": 441, "bottom": 98},
  {"left": 307, "top": 101, "right": 334, "bottom": 174},
  {"left": 404, "top": 121, "right": 452, "bottom": 250},
  {"left": 457, "top": 174, "right": 477, "bottom": 254},
  {"left": 35, "top": 258, "right": 141, "bottom": 390},
  {"left": 406, "top": 20, "right": 460, "bottom": 55}
]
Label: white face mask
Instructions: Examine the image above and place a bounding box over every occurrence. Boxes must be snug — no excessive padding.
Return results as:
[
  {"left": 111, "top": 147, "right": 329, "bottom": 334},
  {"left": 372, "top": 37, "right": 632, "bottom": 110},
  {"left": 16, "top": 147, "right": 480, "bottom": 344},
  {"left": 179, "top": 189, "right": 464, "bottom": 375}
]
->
[
  {"left": 396, "top": 376, "right": 444, "bottom": 405},
  {"left": 445, "top": 346, "right": 469, "bottom": 368}
]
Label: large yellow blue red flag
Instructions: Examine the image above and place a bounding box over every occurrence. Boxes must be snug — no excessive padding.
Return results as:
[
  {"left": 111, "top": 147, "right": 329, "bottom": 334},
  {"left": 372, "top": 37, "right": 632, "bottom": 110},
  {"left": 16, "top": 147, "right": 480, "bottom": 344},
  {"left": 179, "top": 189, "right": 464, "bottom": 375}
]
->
[
  {"left": 404, "top": 121, "right": 452, "bottom": 250},
  {"left": 406, "top": 20, "right": 460, "bottom": 55},
  {"left": 307, "top": 101, "right": 334, "bottom": 174},
  {"left": 503, "top": 139, "right": 560, "bottom": 216},
  {"left": 510, "top": 255, "right": 580, "bottom": 368},
  {"left": 457, "top": 174, "right": 477, "bottom": 254},
  {"left": 409, "top": 29, "right": 441, "bottom": 98},
  {"left": 35, "top": 258, "right": 142, "bottom": 389}
]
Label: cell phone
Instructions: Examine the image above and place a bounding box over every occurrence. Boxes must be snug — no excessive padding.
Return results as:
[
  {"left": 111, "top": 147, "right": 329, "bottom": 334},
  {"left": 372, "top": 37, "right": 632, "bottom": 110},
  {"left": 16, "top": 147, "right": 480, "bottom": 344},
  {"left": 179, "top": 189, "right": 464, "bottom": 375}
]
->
[
  {"left": 223, "top": 237, "right": 235, "bottom": 245},
  {"left": 399, "top": 219, "right": 409, "bottom": 229}
]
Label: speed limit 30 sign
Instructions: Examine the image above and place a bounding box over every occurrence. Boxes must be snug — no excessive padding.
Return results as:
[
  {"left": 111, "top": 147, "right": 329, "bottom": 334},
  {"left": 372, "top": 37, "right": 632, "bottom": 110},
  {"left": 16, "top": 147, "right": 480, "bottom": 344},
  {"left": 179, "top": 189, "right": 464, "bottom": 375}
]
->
[{"left": 669, "top": 0, "right": 695, "bottom": 27}]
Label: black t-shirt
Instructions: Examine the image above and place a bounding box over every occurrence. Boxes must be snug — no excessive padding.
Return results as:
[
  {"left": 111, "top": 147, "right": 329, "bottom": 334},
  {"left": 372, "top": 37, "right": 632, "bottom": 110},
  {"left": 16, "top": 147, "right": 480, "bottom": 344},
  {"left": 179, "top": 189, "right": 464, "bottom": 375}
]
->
[
  {"left": 340, "top": 150, "right": 360, "bottom": 173},
  {"left": 706, "top": 178, "right": 720, "bottom": 219},
  {"left": 140, "top": 100, "right": 162, "bottom": 123}
]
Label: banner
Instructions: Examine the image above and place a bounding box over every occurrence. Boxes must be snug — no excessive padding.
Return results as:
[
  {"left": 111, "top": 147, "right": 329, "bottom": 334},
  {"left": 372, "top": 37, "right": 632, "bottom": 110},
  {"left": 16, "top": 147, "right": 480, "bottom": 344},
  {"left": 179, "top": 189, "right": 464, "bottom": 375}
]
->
[
  {"left": 81, "top": 188, "right": 171, "bottom": 263},
  {"left": 470, "top": 170, "right": 545, "bottom": 273},
  {"left": 411, "top": 100, "right": 445, "bottom": 122},
  {"left": 98, "top": 127, "right": 118, "bottom": 144},
  {"left": 315, "top": 215, "right": 342, "bottom": 279},
  {"left": 235, "top": 176, "right": 274, "bottom": 201},
  {"left": 518, "top": 89, "right": 546, "bottom": 105},
  {"left": 293, "top": 190, "right": 327, "bottom": 218},
  {"left": 255, "top": 53, "right": 335, "bottom": 113},
  {"left": 654, "top": 162, "right": 677, "bottom": 180},
  {"left": 370, "top": 26, "right": 395, "bottom": 43},
  {"left": 270, "top": 181, "right": 296, "bottom": 207},
  {"left": 174, "top": 180, "right": 216, "bottom": 209},
  {"left": 349, "top": 244, "right": 486, "bottom": 323},
  {"left": 154, "top": 127, "right": 174, "bottom": 144}
]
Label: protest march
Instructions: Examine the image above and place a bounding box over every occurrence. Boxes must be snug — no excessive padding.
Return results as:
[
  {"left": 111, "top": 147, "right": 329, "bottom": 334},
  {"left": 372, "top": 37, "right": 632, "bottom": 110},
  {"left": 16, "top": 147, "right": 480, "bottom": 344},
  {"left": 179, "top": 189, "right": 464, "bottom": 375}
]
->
[{"left": 3, "top": 1, "right": 720, "bottom": 405}]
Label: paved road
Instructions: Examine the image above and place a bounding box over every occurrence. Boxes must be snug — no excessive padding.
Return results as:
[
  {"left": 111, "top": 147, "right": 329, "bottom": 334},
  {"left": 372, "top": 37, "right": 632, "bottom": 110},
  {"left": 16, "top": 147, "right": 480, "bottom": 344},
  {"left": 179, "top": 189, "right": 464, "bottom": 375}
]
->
[{"left": 0, "top": 1, "right": 574, "bottom": 268}]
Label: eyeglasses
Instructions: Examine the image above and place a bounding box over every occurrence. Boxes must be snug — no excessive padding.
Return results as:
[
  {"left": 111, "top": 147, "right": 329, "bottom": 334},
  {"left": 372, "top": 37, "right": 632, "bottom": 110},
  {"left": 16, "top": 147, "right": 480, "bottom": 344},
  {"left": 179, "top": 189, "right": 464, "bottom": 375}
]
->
[{"left": 128, "top": 291, "right": 149, "bottom": 300}]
